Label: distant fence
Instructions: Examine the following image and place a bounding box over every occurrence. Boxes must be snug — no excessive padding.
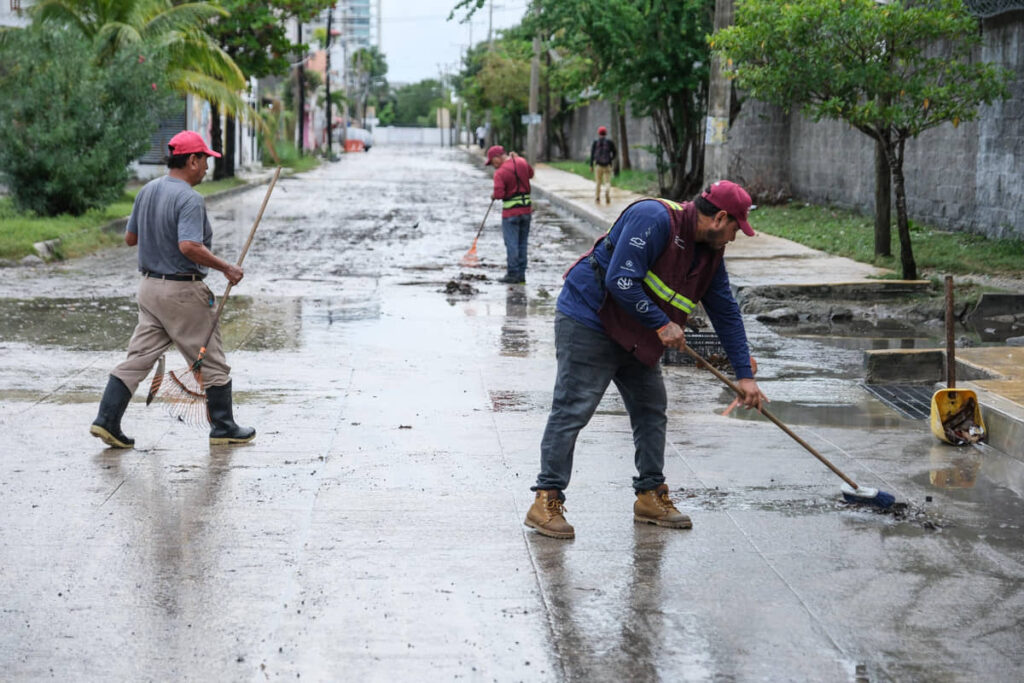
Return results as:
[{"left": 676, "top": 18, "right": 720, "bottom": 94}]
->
[{"left": 372, "top": 127, "right": 471, "bottom": 146}]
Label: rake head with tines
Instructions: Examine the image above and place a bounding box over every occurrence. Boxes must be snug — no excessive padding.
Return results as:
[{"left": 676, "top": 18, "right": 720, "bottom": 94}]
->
[{"left": 147, "top": 355, "right": 211, "bottom": 427}]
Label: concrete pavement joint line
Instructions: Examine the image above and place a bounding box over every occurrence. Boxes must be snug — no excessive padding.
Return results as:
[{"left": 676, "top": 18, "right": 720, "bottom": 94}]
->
[
  {"left": 665, "top": 436, "right": 854, "bottom": 663},
  {"left": 5, "top": 355, "right": 104, "bottom": 420},
  {"left": 98, "top": 478, "right": 126, "bottom": 508},
  {"left": 803, "top": 428, "right": 898, "bottom": 495},
  {"left": 479, "top": 365, "right": 569, "bottom": 681}
]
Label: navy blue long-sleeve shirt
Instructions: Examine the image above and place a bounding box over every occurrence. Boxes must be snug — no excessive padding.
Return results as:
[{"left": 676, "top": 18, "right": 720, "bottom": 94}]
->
[{"left": 556, "top": 200, "right": 753, "bottom": 378}]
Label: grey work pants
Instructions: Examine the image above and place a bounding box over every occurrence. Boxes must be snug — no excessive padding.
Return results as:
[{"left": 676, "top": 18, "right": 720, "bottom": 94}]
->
[
  {"left": 111, "top": 276, "right": 230, "bottom": 394},
  {"left": 534, "top": 312, "right": 668, "bottom": 494}
]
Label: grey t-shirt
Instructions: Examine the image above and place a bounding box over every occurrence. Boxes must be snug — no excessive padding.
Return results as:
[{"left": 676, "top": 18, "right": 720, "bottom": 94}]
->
[{"left": 126, "top": 175, "right": 212, "bottom": 276}]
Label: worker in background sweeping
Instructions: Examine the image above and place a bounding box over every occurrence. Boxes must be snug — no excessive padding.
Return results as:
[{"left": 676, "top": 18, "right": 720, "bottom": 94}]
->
[
  {"left": 89, "top": 130, "right": 255, "bottom": 449},
  {"left": 484, "top": 145, "right": 534, "bottom": 284},
  {"left": 589, "top": 125, "right": 617, "bottom": 204},
  {"left": 525, "top": 181, "right": 767, "bottom": 539}
]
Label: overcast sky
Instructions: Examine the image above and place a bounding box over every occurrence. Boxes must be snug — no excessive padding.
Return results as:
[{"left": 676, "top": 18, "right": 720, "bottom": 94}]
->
[{"left": 382, "top": 0, "right": 530, "bottom": 85}]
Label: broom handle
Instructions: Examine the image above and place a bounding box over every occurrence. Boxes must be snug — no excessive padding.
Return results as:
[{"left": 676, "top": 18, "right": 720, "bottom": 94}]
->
[
  {"left": 198, "top": 167, "right": 282, "bottom": 356},
  {"left": 681, "top": 344, "right": 860, "bottom": 489},
  {"left": 945, "top": 275, "right": 955, "bottom": 389},
  {"left": 472, "top": 199, "right": 495, "bottom": 243}
]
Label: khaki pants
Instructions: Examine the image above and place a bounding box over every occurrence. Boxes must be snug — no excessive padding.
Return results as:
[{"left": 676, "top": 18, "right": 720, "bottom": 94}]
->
[
  {"left": 112, "top": 277, "right": 230, "bottom": 393},
  {"left": 594, "top": 164, "right": 612, "bottom": 200}
]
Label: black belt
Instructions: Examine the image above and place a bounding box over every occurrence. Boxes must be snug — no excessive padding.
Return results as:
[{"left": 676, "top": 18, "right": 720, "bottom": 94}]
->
[{"left": 142, "top": 271, "right": 204, "bottom": 281}]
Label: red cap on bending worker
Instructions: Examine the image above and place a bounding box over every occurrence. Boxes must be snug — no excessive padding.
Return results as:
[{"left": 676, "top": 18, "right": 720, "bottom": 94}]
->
[
  {"left": 597, "top": 126, "right": 607, "bottom": 135},
  {"left": 484, "top": 145, "right": 505, "bottom": 167},
  {"left": 701, "top": 180, "right": 755, "bottom": 236},
  {"left": 168, "top": 130, "right": 221, "bottom": 158}
]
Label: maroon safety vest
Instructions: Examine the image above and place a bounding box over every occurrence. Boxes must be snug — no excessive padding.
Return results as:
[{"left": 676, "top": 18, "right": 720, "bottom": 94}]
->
[{"left": 585, "top": 198, "right": 723, "bottom": 366}]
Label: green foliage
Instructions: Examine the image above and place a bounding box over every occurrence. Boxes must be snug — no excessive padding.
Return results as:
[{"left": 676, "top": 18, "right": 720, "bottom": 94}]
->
[
  {"left": 754, "top": 203, "right": 1024, "bottom": 278},
  {"left": 0, "top": 29, "right": 173, "bottom": 216},
  {"left": 530, "top": 0, "right": 714, "bottom": 197},
  {"left": 208, "top": 0, "right": 334, "bottom": 81},
  {"left": 712, "top": 0, "right": 1011, "bottom": 137},
  {"left": 392, "top": 79, "right": 444, "bottom": 126},
  {"left": 30, "top": 0, "right": 250, "bottom": 118}
]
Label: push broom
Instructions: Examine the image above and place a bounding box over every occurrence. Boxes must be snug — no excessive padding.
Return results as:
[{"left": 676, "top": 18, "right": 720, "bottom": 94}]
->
[
  {"left": 460, "top": 199, "right": 496, "bottom": 267},
  {"left": 682, "top": 344, "right": 896, "bottom": 509},
  {"left": 146, "top": 166, "right": 282, "bottom": 425}
]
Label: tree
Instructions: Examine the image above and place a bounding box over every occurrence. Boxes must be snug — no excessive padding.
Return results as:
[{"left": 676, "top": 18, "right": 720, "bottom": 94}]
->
[
  {"left": 205, "top": 0, "right": 334, "bottom": 176},
  {"left": 516, "top": 0, "right": 714, "bottom": 199},
  {"left": 30, "top": 0, "right": 247, "bottom": 110},
  {"left": 392, "top": 79, "right": 444, "bottom": 127},
  {"left": 712, "top": 0, "right": 1011, "bottom": 280},
  {"left": 349, "top": 46, "right": 390, "bottom": 125},
  {"left": 0, "top": 29, "right": 173, "bottom": 215}
]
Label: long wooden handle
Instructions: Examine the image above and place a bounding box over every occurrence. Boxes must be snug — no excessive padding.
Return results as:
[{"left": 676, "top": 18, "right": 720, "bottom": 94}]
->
[
  {"left": 472, "top": 199, "right": 495, "bottom": 243},
  {"left": 201, "top": 167, "right": 282, "bottom": 351},
  {"left": 945, "top": 275, "right": 955, "bottom": 389},
  {"left": 681, "top": 344, "right": 860, "bottom": 489}
]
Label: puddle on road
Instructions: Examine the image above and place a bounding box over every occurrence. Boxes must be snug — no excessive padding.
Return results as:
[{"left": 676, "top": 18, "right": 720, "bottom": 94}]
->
[
  {"left": 488, "top": 390, "right": 549, "bottom": 412},
  {"left": 0, "top": 296, "right": 303, "bottom": 351},
  {"left": 724, "top": 398, "right": 908, "bottom": 429},
  {"left": 677, "top": 486, "right": 949, "bottom": 530}
]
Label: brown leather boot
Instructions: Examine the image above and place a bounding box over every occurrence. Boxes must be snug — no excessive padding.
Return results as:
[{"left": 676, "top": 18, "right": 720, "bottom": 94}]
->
[
  {"left": 634, "top": 484, "right": 692, "bottom": 529},
  {"left": 525, "top": 490, "right": 575, "bottom": 539}
]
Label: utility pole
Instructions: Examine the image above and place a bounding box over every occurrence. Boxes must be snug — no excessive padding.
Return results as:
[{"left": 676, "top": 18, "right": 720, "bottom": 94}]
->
[
  {"left": 325, "top": 5, "right": 334, "bottom": 159},
  {"left": 485, "top": 0, "right": 494, "bottom": 149},
  {"left": 526, "top": 2, "right": 540, "bottom": 165},
  {"left": 297, "top": 21, "right": 305, "bottom": 156}
]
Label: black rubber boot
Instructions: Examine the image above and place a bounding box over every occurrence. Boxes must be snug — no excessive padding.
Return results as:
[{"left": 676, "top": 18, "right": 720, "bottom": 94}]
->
[
  {"left": 89, "top": 375, "right": 135, "bottom": 448},
  {"left": 207, "top": 381, "right": 256, "bottom": 445}
]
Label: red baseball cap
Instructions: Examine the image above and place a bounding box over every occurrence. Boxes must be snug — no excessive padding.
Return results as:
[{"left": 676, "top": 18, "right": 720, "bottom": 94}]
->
[
  {"left": 702, "top": 180, "right": 754, "bottom": 236},
  {"left": 597, "top": 126, "right": 607, "bottom": 135},
  {"left": 167, "top": 130, "right": 221, "bottom": 158},
  {"left": 484, "top": 145, "right": 505, "bottom": 166}
]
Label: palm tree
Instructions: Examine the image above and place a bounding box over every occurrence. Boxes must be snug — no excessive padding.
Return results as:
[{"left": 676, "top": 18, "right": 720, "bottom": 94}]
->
[{"left": 30, "top": 0, "right": 249, "bottom": 115}]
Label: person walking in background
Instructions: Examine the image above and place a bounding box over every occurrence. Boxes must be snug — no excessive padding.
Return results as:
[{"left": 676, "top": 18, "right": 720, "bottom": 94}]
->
[
  {"left": 89, "top": 130, "right": 256, "bottom": 449},
  {"left": 475, "top": 124, "right": 487, "bottom": 149},
  {"left": 524, "top": 181, "right": 767, "bottom": 539},
  {"left": 484, "top": 145, "right": 534, "bottom": 285},
  {"left": 589, "top": 125, "right": 617, "bottom": 204}
]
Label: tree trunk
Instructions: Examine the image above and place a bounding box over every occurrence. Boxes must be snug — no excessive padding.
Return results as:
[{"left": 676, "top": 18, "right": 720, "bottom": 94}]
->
[
  {"left": 888, "top": 139, "right": 917, "bottom": 280},
  {"left": 211, "top": 103, "right": 226, "bottom": 180},
  {"left": 618, "top": 101, "right": 631, "bottom": 171},
  {"left": 610, "top": 100, "right": 620, "bottom": 176},
  {"left": 223, "top": 115, "right": 237, "bottom": 178},
  {"left": 874, "top": 137, "right": 891, "bottom": 257}
]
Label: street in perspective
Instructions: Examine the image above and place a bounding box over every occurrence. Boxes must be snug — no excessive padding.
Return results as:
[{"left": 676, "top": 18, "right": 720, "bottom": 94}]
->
[{"left": 1, "top": 145, "right": 1022, "bottom": 681}]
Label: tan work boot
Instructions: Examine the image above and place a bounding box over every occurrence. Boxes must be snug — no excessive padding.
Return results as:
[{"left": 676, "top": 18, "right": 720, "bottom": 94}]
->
[
  {"left": 525, "top": 490, "right": 575, "bottom": 539},
  {"left": 634, "top": 484, "right": 692, "bottom": 529}
]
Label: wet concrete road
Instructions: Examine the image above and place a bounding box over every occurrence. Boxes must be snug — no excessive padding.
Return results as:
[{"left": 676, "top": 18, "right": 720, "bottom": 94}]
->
[{"left": 2, "top": 146, "right": 1023, "bottom": 681}]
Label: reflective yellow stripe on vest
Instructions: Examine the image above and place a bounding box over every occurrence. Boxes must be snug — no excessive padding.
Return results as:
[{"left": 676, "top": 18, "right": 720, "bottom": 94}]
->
[
  {"left": 658, "top": 198, "right": 683, "bottom": 211},
  {"left": 643, "top": 270, "right": 696, "bottom": 314},
  {"left": 503, "top": 193, "right": 532, "bottom": 210}
]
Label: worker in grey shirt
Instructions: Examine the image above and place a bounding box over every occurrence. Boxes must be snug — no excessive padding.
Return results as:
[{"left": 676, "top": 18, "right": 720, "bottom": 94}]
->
[{"left": 90, "top": 130, "right": 255, "bottom": 449}]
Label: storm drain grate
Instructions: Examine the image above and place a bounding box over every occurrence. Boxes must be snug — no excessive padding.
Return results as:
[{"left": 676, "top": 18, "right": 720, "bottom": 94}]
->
[{"left": 862, "top": 383, "right": 934, "bottom": 420}]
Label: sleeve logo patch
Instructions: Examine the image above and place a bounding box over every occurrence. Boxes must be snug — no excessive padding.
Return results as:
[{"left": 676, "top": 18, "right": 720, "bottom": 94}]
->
[
  {"left": 616, "top": 277, "right": 633, "bottom": 290},
  {"left": 635, "top": 300, "right": 650, "bottom": 313},
  {"left": 623, "top": 260, "right": 636, "bottom": 271},
  {"left": 629, "top": 236, "right": 646, "bottom": 248}
]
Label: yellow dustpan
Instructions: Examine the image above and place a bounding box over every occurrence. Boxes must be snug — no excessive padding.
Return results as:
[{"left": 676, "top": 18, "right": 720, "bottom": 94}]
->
[{"left": 929, "top": 276, "right": 985, "bottom": 444}]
